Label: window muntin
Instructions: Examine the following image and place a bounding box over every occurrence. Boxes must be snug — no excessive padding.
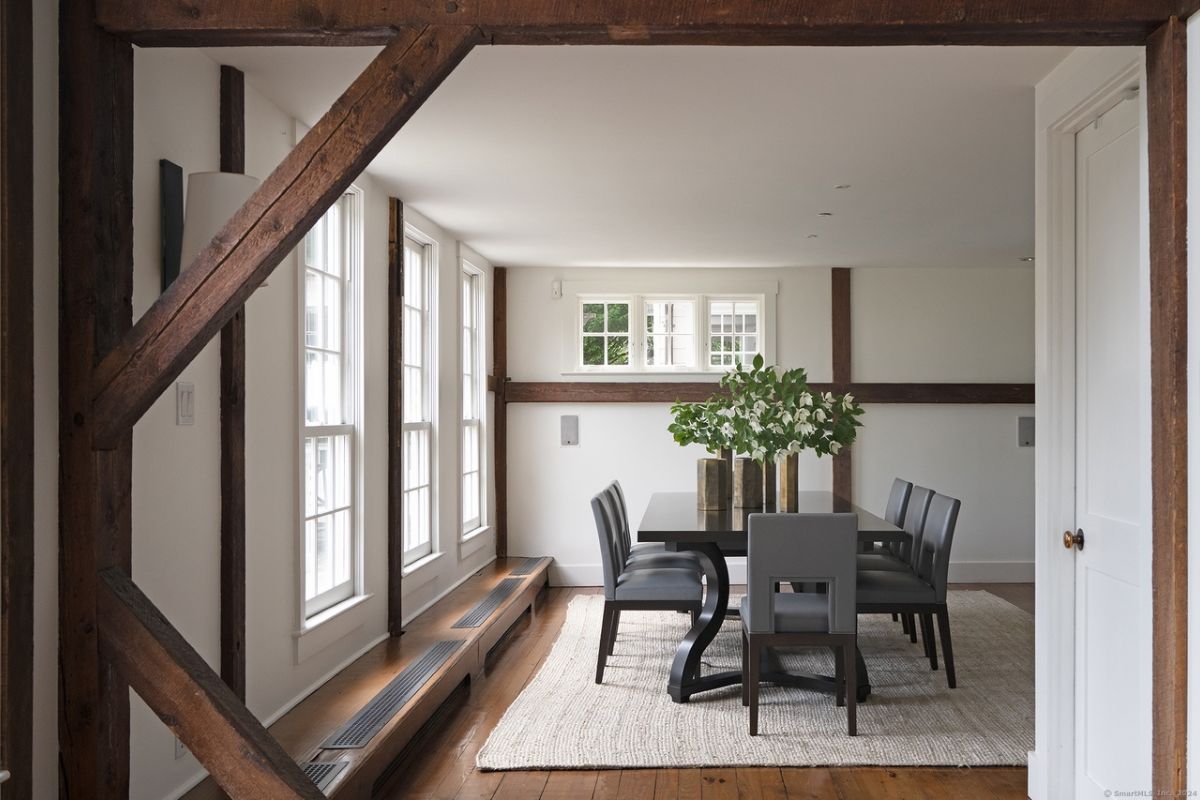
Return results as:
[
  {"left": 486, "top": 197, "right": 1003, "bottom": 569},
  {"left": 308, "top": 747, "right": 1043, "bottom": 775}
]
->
[
  {"left": 644, "top": 298, "right": 695, "bottom": 368},
  {"left": 461, "top": 267, "right": 484, "bottom": 534},
  {"left": 580, "top": 300, "right": 631, "bottom": 367},
  {"left": 402, "top": 236, "right": 435, "bottom": 565},
  {"left": 708, "top": 299, "right": 760, "bottom": 368},
  {"left": 302, "top": 193, "right": 358, "bottom": 618}
]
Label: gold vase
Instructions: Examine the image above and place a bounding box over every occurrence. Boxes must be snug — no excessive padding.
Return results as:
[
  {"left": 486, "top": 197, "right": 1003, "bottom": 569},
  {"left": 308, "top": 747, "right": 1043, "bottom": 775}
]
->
[
  {"left": 733, "top": 457, "right": 763, "bottom": 508},
  {"left": 697, "top": 458, "right": 729, "bottom": 510},
  {"left": 763, "top": 460, "right": 777, "bottom": 509}
]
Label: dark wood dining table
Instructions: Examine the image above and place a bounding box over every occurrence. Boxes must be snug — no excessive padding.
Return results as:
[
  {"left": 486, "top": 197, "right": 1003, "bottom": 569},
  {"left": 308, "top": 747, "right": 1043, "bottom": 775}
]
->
[{"left": 637, "top": 490, "right": 908, "bottom": 704}]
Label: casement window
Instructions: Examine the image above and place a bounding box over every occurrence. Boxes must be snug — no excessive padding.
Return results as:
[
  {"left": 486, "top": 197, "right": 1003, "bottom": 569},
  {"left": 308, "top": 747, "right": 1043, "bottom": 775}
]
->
[
  {"left": 461, "top": 264, "right": 485, "bottom": 535},
  {"left": 402, "top": 234, "right": 435, "bottom": 566},
  {"left": 573, "top": 294, "right": 765, "bottom": 373},
  {"left": 301, "top": 191, "right": 360, "bottom": 619}
]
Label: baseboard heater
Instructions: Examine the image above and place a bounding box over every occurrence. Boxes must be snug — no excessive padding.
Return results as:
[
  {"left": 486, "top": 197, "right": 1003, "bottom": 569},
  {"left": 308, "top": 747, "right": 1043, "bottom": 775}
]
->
[
  {"left": 509, "top": 557, "right": 545, "bottom": 576},
  {"left": 451, "top": 578, "right": 522, "bottom": 629},
  {"left": 321, "top": 640, "right": 462, "bottom": 749},
  {"left": 301, "top": 760, "right": 348, "bottom": 792}
]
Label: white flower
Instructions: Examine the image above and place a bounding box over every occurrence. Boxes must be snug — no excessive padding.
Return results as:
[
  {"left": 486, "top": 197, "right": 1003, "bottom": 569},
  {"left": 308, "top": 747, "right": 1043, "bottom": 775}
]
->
[
  {"left": 843, "top": 393, "right": 855, "bottom": 407},
  {"left": 814, "top": 408, "right": 827, "bottom": 423},
  {"left": 801, "top": 393, "right": 813, "bottom": 407},
  {"left": 822, "top": 392, "right": 834, "bottom": 403},
  {"left": 830, "top": 441, "right": 842, "bottom": 454}
]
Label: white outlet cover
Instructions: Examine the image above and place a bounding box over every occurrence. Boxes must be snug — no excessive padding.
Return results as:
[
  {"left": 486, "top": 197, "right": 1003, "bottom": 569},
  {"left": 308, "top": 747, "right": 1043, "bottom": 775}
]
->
[{"left": 176, "top": 381, "right": 195, "bottom": 426}]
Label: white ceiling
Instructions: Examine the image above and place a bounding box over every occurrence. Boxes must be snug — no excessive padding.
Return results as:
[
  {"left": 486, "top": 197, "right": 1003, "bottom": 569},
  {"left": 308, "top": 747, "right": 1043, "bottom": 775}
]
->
[{"left": 202, "top": 45, "right": 1071, "bottom": 269}]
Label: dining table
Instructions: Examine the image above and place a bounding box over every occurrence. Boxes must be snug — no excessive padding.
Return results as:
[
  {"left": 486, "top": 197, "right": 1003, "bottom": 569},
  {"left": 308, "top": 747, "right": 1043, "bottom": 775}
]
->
[{"left": 637, "top": 490, "right": 908, "bottom": 704}]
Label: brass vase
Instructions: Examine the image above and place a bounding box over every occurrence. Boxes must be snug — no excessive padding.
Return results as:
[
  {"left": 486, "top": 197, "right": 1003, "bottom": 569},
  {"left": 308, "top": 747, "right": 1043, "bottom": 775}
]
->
[
  {"left": 733, "top": 457, "right": 763, "bottom": 508},
  {"left": 763, "top": 459, "right": 777, "bottom": 509},
  {"left": 721, "top": 448, "right": 734, "bottom": 502},
  {"left": 779, "top": 453, "right": 800, "bottom": 512},
  {"left": 697, "top": 457, "right": 729, "bottom": 511}
]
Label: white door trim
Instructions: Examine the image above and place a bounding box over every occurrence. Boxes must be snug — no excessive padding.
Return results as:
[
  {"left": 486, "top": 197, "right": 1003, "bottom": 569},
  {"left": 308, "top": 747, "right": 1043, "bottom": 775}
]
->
[{"left": 1031, "top": 47, "right": 1144, "bottom": 800}]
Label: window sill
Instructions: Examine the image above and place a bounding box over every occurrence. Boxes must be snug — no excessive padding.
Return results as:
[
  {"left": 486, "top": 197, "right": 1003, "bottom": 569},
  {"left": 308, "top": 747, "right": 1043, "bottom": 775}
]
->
[
  {"left": 401, "top": 550, "right": 444, "bottom": 579},
  {"left": 460, "top": 526, "right": 493, "bottom": 559},
  {"left": 294, "top": 593, "right": 374, "bottom": 664}
]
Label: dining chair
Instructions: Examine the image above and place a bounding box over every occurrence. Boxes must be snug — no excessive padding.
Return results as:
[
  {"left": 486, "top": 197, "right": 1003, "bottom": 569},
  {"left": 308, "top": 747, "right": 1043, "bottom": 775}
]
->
[
  {"left": 860, "top": 478, "right": 912, "bottom": 555},
  {"left": 856, "top": 484, "right": 932, "bottom": 639},
  {"left": 855, "top": 492, "right": 962, "bottom": 688},
  {"left": 740, "top": 512, "right": 858, "bottom": 736},
  {"left": 604, "top": 483, "right": 700, "bottom": 573},
  {"left": 592, "top": 489, "right": 703, "bottom": 684}
]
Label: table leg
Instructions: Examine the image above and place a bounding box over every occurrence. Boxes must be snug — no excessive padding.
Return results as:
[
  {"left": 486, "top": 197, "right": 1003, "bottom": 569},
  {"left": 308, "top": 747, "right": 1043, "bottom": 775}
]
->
[{"left": 668, "top": 542, "right": 740, "bottom": 702}]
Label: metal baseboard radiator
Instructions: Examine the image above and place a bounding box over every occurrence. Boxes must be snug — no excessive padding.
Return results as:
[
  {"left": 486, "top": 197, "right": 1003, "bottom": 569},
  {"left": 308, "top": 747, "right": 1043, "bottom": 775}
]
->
[{"left": 451, "top": 578, "right": 523, "bottom": 629}]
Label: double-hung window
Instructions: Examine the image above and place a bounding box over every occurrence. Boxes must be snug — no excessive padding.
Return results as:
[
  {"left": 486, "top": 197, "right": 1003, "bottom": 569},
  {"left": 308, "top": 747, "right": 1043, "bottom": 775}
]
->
[
  {"left": 461, "top": 265, "right": 485, "bottom": 535},
  {"left": 301, "top": 192, "right": 359, "bottom": 619},
  {"left": 402, "top": 235, "right": 435, "bottom": 566}
]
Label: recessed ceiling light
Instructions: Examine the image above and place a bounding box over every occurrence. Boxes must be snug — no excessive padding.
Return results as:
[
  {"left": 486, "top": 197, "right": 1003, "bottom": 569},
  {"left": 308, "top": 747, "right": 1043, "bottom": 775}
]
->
[
  {"left": 806, "top": 234, "right": 819, "bottom": 239},
  {"left": 1019, "top": 256, "right": 1034, "bottom": 262},
  {"left": 834, "top": 184, "right": 851, "bottom": 190},
  {"left": 818, "top": 212, "right": 834, "bottom": 217}
]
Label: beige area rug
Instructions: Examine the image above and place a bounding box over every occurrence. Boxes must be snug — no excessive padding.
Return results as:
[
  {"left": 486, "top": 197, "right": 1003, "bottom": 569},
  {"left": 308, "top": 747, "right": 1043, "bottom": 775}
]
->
[{"left": 477, "top": 591, "right": 1033, "bottom": 769}]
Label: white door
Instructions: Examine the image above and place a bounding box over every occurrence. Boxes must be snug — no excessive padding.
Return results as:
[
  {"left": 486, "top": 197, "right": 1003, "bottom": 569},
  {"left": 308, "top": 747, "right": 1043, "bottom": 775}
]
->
[{"left": 1072, "top": 94, "right": 1145, "bottom": 797}]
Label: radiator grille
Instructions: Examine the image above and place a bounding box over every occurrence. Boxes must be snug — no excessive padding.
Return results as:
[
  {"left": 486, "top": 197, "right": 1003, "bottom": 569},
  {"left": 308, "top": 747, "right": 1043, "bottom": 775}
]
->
[
  {"left": 509, "top": 557, "right": 545, "bottom": 576},
  {"left": 451, "top": 578, "right": 523, "bottom": 629},
  {"left": 301, "top": 759, "right": 348, "bottom": 792},
  {"left": 321, "top": 641, "right": 461, "bottom": 749}
]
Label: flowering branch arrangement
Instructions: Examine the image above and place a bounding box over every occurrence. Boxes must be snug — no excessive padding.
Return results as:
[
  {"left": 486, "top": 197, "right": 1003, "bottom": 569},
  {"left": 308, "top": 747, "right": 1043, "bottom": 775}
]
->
[{"left": 669, "top": 355, "right": 864, "bottom": 464}]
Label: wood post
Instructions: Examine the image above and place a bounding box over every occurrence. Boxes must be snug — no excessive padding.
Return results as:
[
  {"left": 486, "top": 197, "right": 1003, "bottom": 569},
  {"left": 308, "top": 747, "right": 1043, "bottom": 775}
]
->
[
  {"left": 219, "top": 64, "right": 248, "bottom": 700},
  {"left": 59, "top": 1, "right": 135, "bottom": 795},
  {"left": 1147, "top": 16, "right": 1188, "bottom": 795},
  {"left": 388, "top": 197, "right": 405, "bottom": 635},
  {"left": 0, "top": 0, "right": 34, "bottom": 794},
  {"left": 494, "top": 267, "right": 508, "bottom": 558},
  {"left": 831, "top": 267, "right": 853, "bottom": 501}
]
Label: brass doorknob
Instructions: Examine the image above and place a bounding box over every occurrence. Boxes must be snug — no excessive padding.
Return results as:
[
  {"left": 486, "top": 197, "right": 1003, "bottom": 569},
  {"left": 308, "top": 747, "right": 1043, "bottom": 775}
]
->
[{"left": 1063, "top": 529, "right": 1085, "bottom": 551}]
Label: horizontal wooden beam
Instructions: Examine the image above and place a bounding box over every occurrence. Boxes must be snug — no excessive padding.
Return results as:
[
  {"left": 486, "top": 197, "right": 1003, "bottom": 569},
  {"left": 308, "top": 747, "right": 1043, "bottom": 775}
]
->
[
  {"left": 97, "top": 568, "right": 323, "bottom": 800},
  {"left": 90, "top": 25, "right": 479, "bottom": 449},
  {"left": 503, "top": 382, "right": 1034, "bottom": 405},
  {"left": 95, "top": 0, "right": 1184, "bottom": 47}
]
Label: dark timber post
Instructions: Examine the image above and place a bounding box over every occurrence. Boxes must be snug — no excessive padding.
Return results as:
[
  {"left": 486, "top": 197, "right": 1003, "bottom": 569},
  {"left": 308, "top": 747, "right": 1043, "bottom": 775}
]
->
[
  {"left": 388, "top": 197, "right": 405, "bottom": 635},
  {"left": 831, "top": 267, "right": 852, "bottom": 502}
]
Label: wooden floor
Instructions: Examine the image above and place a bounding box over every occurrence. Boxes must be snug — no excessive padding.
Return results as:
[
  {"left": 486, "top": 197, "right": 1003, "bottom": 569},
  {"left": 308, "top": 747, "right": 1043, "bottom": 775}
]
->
[{"left": 379, "top": 583, "right": 1034, "bottom": 800}]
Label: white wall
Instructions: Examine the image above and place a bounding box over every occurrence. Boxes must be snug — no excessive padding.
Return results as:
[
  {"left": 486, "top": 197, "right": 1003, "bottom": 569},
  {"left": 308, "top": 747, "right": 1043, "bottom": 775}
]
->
[{"left": 506, "top": 265, "right": 1036, "bottom": 585}]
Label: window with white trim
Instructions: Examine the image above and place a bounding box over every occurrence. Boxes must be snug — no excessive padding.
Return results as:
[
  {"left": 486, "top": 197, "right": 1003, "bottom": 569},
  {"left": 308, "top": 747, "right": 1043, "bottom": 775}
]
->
[
  {"left": 461, "top": 265, "right": 485, "bottom": 535},
  {"left": 574, "top": 294, "right": 764, "bottom": 373},
  {"left": 301, "top": 192, "right": 360, "bottom": 619},
  {"left": 402, "top": 235, "right": 435, "bottom": 566}
]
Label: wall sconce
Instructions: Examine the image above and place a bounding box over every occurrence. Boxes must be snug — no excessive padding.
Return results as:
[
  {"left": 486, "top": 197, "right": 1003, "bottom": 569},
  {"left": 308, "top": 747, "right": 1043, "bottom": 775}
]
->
[{"left": 162, "top": 164, "right": 262, "bottom": 292}]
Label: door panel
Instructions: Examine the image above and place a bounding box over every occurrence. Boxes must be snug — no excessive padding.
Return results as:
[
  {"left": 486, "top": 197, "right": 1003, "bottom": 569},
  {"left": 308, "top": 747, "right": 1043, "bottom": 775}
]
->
[{"left": 1073, "top": 95, "right": 1143, "bottom": 798}]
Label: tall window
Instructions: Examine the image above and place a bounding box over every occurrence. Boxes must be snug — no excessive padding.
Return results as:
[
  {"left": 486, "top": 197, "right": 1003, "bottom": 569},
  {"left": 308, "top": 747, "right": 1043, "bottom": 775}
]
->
[
  {"left": 402, "top": 235, "right": 434, "bottom": 565},
  {"left": 461, "top": 265, "right": 485, "bottom": 534},
  {"left": 302, "top": 192, "right": 359, "bottom": 618}
]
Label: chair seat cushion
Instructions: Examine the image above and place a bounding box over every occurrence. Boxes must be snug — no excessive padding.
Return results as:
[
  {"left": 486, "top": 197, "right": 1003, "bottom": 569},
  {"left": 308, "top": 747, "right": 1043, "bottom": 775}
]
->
[
  {"left": 615, "top": 568, "right": 702, "bottom": 603},
  {"left": 856, "top": 570, "right": 936, "bottom": 605},
  {"left": 856, "top": 552, "right": 911, "bottom": 573},
  {"left": 627, "top": 550, "right": 701, "bottom": 573},
  {"left": 739, "top": 593, "right": 831, "bottom": 633},
  {"left": 630, "top": 541, "right": 667, "bottom": 554}
]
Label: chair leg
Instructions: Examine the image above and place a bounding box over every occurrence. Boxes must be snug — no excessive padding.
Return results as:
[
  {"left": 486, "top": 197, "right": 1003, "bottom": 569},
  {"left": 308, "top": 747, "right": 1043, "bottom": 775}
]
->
[
  {"left": 901, "top": 613, "right": 911, "bottom": 636},
  {"left": 936, "top": 607, "right": 957, "bottom": 689},
  {"left": 833, "top": 646, "right": 845, "bottom": 707},
  {"left": 843, "top": 641, "right": 857, "bottom": 737},
  {"left": 922, "top": 612, "right": 938, "bottom": 670},
  {"left": 892, "top": 613, "right": 899, "bottom": 622},
  {"left": 748, "top": 637, "right": 761, "bottom": 736},
  {"left": 596, "top": 603, "right": 615, "bottom": 684},
  {"left": 906, "top": 613, "right": 918, "bottom": 643},
  {"left": 607, "top": 609, "right": 621, "bottom": 655},
  {"left": 741, "top": 630, "right": 750, "bottom": 707}
]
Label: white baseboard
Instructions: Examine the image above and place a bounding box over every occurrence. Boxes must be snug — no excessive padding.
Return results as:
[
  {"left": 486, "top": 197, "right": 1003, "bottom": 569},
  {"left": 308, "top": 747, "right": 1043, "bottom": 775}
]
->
[{"left": 551, "top": 559, "right": 1034, "bottom": 587}]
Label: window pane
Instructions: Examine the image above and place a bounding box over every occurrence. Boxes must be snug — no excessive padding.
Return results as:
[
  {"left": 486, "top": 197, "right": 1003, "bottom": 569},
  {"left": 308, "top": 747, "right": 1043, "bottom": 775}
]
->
[
  {"left": 304, "top": 438, "right": 316, "bottom": 517},
  {"left": 304, "top": 271, "right": 322, "bottom": 347},
  {"left": 582, "top": 336, "right": 605, "bottom": 365},
  {"left": 607, "top": 303, "right": 629, "bottom": 333},
  {"left": 607, "top": 336, "right": 629, "bottom": 365},
  {"left": 582, "top": 303, "right": 604, "bottom": 333}
]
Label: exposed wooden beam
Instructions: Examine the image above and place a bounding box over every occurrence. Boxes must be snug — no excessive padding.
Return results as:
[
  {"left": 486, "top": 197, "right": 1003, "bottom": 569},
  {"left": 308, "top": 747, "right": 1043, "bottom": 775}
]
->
[
  {"left": 90, "top": 25, "right": 481, "bottom": 449},
  {"left": 503, "top": 382, "right": 1034, "bottom": 405},
  {"left": 219, "top": 64, "right": 247, "bottom": 701},
  {"left": 388, "top": 197, "right": 404, "bottom": 636},
  {"left": 95, "top": 0, "right": 1185, "bottom": 47},
  {"left": 493, "top": 267, "right": 508, "bottom": 559},
  {"left": 59, "top": 1, "right": 135, "bottom": 796},
  {"left": 0, "top": 0, "right": 34, "bottom": 794},
  {"left": 1148, "top": 16, "right": 1188, "bottom": 795},
  {"left": 831, "top": 268, "right": 852, "bottom": 502},
  {"left": 97, "top": 568, "right": 323, "bottom": 800}
]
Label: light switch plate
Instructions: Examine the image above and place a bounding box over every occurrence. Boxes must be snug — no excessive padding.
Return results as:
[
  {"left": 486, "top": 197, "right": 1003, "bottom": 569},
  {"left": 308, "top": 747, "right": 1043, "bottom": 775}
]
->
[
  {"left": 561, "top": 415, "right": 579, "bottom": 446},
  {"left": 1017, "top": 416, "right": 1035, "bottom": 447},
  {"left": 176, "top": 382, "right": 195, "bottom": 426},
  {"left": 174, "top": 736, "right": 189, "bottom": 760}
]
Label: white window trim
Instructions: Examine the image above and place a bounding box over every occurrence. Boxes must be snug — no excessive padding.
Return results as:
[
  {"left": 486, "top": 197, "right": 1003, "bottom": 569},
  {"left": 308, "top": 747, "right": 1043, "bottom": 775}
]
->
[
  {"left": 559, "top": 279, "right": 778, "bottom": 377},
  {"left": 460, "top": 261, "right": 487, "bottom": 538},
  {"left": 296, "top": 187, "right": 366, "bottom": 628},
  {"left": 401, "top": 224, "right": 439, "bottom": 570}
]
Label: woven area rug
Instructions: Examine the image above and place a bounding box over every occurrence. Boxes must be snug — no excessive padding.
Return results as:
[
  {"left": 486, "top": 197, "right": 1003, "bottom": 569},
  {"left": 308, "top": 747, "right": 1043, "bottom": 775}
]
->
[{"left": 477, "top": 590, "right": 1033, "bottom": 769}]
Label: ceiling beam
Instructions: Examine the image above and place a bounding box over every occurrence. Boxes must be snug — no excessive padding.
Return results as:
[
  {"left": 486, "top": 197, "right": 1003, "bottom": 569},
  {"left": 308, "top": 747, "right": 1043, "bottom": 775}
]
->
[
  {"left": 95, "top": 0, "right": 1188, "bottom": 47},
  {"left": 89, "top": 25, "right": 480, "bottom": 449}
]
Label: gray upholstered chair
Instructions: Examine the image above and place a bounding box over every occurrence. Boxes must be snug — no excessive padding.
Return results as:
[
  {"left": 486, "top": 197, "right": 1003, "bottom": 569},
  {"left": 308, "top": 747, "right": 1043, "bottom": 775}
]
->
[
  {"left": 606, "top": 482, "right": 700, "bottom": 573},
  {"left": 859, "top": 478, "right": 912, "bottom": 555},
  {"left": 592, "top": 489, "right": 702, "bottom": 684},
  {"left": 856, "top": 492, "right": 962, "bottom": 688},
  {"left": 740, "top": 513, "right": 858, "bottom": 736},
  {"left": 857, "top": 483, "right": 928, "bottom": 573}
]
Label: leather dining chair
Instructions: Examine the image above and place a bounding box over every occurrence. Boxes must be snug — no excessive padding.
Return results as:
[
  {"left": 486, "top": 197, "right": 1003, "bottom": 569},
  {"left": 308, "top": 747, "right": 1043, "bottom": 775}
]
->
[
  {"left": 592, "top": 488, "right": 703, "bottom": 684},
  {"left": 607, "top": 481, "right": 700, "bottom": 573},
  {"left": 740, "top": 512, "right": 858, "bottom": 736},
  {"left": 857, "top": 484, "right": 933, "bottom": 641}
]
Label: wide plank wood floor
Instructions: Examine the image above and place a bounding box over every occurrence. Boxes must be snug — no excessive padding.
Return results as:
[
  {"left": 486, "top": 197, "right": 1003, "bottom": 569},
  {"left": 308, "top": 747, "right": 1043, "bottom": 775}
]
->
[{"left": 378, "top": 583, "right": 1032, "bottom": 800}]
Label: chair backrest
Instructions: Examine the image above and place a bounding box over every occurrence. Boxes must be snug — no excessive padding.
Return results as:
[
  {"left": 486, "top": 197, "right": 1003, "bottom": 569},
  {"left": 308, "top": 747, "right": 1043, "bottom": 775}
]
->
[
  {"left": 900, "top": 485, "right": 934, "bottom": 565},
  {"left": 745, "top": 513, "right": 858, "bottom": 635},
  {"left": 883, "top": 479, "right": 913, "bottom": 557},
  {"left": 608, "top": 481, "right": 633, "bottom": 558},
  {"left": 590, "top": 490, "right": 625, "bottom": 600},
  {"left": 598, "top": 486, "right": 630, "bottom": 565},
  {"left": 914, "top": 492, "right": 961, "bottom": 601}
]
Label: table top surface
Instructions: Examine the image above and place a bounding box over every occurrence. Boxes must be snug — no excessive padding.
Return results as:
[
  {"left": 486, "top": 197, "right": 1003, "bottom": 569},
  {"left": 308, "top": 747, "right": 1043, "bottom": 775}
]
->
[{"left": 637, "top": 490, "right": 905, "bottom": 544}]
